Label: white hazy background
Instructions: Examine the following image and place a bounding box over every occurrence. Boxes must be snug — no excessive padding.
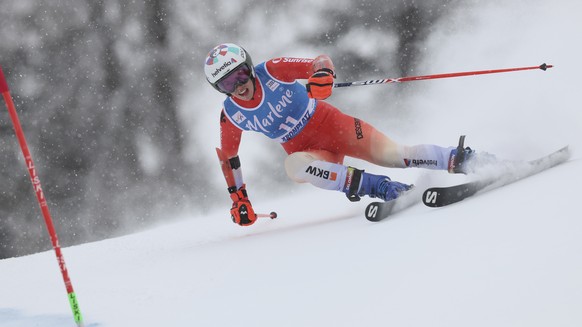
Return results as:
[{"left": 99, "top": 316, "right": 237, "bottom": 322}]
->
[{"left": 1, "top": 0, "right": 581, "bottom": 326}]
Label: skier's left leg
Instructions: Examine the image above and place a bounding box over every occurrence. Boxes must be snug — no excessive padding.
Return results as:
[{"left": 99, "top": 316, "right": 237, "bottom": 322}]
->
[
  {"left": 284, "top": 151, "right": 411, "bottom": 201},
  {"left": 307, "top": 101, "right": 457, "bottom": 171}
]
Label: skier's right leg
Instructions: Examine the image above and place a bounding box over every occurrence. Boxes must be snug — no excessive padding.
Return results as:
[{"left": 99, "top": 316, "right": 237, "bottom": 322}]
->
[{"left": 284, "top": 151, "right": 411, "bottom": 202}]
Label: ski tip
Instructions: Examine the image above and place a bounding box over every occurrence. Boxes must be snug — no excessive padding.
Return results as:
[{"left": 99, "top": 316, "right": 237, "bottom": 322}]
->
[{"left": 556, "top": 145, "right": 571, "bottom": 162}]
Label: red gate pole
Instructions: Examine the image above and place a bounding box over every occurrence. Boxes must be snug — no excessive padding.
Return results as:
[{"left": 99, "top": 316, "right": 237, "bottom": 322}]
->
[{"left": 0, "top": 65, "right": 84, "bottom": 327}]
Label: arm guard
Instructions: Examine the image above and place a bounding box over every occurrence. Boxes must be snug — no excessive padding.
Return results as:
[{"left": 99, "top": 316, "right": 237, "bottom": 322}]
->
[{"left": 216, "top": 147, "right": 244, "bottom": 193}]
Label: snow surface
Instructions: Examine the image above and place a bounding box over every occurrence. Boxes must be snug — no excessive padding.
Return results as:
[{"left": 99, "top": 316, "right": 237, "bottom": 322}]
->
[
  {"left": 2, "top": 0, "right": 582, "bottom": 326},
  {"left": 1, "top": 160, "right": 581, "bottom": 327}
]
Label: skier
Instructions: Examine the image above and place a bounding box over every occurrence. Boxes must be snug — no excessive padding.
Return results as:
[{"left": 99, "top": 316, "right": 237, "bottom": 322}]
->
[{"left": 204, "top": 43, "right": 473, "bottom": 226}]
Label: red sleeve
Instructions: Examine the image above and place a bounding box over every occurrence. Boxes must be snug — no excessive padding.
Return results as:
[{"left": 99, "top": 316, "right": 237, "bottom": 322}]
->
[
  {"left": 220, "top": 109, "right": 243, "bottom": 158},
  {"left": 265, "top": 57, "right": 314, "bottom": 82},
  {"left": 265, "top": 55, "right": 335, "bottom": 82}
]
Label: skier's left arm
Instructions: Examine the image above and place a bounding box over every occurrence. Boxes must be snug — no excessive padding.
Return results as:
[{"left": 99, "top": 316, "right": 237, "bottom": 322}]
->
[{"left": 266, "top": 55, "right": 336, "bottom": 99}]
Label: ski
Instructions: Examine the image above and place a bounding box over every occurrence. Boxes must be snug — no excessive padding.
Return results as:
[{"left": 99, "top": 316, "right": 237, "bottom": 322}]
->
[
  {"left": 365, "top": 174, "right": 432, "bottom": 222},
  {"left": 365, "top": 191, "right": 407, "bottom": 222},
  {"left": 422, "top": 146, "right": 570, "bottom": 208}
]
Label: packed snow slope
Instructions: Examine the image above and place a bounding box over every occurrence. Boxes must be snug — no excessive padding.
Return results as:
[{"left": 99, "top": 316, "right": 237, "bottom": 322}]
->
[
  {"left": 1, "top": 157, "right": 581, "bottom": 327},
  {"left": 2, "top": 0, "right": 582, "bottom": 326}
]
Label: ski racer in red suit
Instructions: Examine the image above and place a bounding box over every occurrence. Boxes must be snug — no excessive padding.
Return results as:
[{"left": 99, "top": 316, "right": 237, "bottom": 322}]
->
[{"left": 204, "top": 43, "right": 473, "bottom": 226}]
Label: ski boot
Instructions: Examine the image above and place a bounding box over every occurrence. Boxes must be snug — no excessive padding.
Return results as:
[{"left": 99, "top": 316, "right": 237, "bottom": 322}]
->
[
  {"left": 448, "top": 135, "right": 498, "bottom": 174},
  {"left": 448, "top": 135, "right": 474, "bottom": 174},
  {"left": 344, "top": 168, "right": 412, "bottom": 202}
]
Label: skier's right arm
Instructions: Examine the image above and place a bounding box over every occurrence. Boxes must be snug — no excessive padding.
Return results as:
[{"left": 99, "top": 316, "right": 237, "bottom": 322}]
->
[{"left": 217, "top": 110, "right": 257, "bottom": 226}]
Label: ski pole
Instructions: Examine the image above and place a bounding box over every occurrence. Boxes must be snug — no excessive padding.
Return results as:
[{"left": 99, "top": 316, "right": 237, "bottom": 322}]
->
[
  {"left": 0, "top": 65, "right": 84, "bottom": 327},
  {"left": 257, "top": 212, "right": 278, "bottom": 219},
  {"left": 333, "top": 63, "right": 552, "bottom": 88}
]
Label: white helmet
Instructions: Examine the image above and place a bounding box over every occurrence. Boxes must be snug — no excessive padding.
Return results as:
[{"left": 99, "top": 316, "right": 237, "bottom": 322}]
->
[{"left": 204, "top": 43, "right": 255, "bottom": 94}]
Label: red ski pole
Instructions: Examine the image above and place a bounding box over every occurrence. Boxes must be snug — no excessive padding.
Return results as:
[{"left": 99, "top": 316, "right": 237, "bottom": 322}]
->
[
  {"left": 257, "top": 212, "right": 278, "bottom": 219},
  {"left": 333, "top": 63, "right": 553, "bottom": 88},
  {"left": 0, "top": 65, "right": 84, "bottom": 327}
]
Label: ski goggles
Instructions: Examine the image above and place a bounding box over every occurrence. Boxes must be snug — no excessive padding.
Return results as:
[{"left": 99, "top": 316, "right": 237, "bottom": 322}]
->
[{"left": 216, "top": 65, "right": 252, "bottom": 94}]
